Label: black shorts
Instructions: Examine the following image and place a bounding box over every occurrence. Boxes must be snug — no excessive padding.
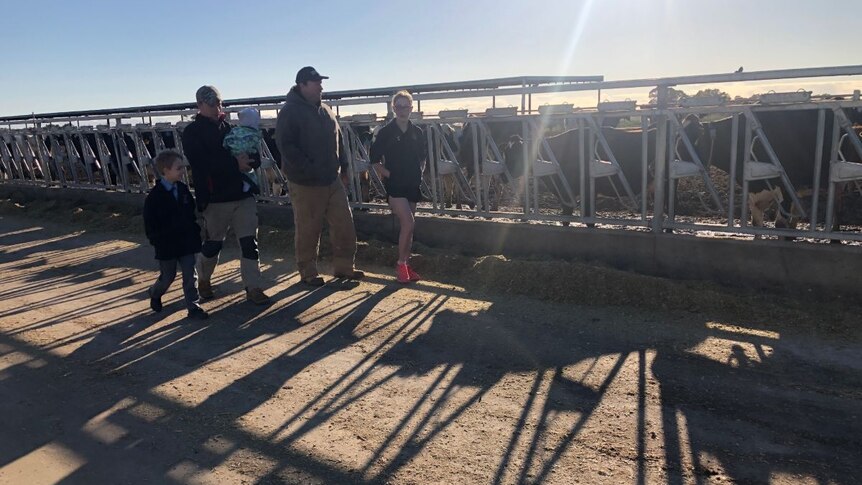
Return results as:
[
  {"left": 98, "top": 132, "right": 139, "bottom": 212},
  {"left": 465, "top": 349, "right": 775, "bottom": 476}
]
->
[{"left": 385, "top": 182, "right": 421, "bottom": 203}]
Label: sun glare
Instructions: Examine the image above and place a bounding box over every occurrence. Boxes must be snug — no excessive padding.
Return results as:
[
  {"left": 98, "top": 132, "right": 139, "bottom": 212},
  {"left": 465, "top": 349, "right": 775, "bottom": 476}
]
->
[{"left": 557, "top": 0, "right": 596, "bottom": 77}]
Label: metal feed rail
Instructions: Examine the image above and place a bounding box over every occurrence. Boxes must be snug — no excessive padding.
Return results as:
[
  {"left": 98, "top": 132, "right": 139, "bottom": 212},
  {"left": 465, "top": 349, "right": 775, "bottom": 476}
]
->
[{"left": 2, "top": 67, "right": 862, "bottom": 242}]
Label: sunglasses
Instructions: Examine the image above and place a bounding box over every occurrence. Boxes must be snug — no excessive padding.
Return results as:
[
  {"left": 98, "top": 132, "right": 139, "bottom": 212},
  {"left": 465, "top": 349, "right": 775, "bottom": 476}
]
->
[{"left": 393, "top": 104, "right": 412, "bottom": 110}]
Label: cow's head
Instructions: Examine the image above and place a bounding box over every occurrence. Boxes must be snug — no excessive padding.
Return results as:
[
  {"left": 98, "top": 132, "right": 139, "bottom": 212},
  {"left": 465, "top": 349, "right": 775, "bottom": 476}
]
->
[
  {"left": 502, "top": 134, "right": 526, "bottom": 176},
  {"left": 681, "top": 114, "right": 716, "bottom": 167},
  {"left": 504, "top": 134, "right": 523, "bottom": 151},
  {"left": 681, "top": 114, "right": 705, "bottom": 142}
]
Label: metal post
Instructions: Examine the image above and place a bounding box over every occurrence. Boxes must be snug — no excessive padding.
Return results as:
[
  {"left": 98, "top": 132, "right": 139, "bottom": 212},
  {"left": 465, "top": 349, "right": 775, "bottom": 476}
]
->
[
  {"left": 651, "top": 86, "right": 668, "bottom": 233},
  {"left": 113, "top": 130, "right": 130, "bottom": 192},
  {"left": 478, "top": 122, "right": 490, "bottom": 213},
  {"left": 727, "top": 114, "right": 739, "bottom": 226},
  {"left": 471, "top": 122, "right": 483, "bottom": 214},
  {"left": 533, "top": 126, "right": 540, "bottom": 215},
  {"left": 668, "top": 122, "right": 677, "bottom": 222},
  {"left": 14, "top": 136, "right": 35, "bottom": 183},
  {"left": 427, "top": 124, "right": 439, "bottom": 211},
  {"left": 63, "top": 133, "right": 81, "bottom": 184},
  {"left": 740, "top": 115, "right": 753, "bottom": 228},
  {"left": 33, "top": 132, "right": 53, "bottom": 185},
  {"left": 809, "top": 109, "right": 826, "bottom": 231},
  {"left": 77, "top": 132, "right": 96, "bottom": 184},
  {"left": 341, "top": 123, "right": 356, "bottom": 202},
  {"left": 588, "top": 129, "right": 596, "bottom": 220},
  {"left": 522, "top": 119, "right": 530, "bottom": 215},
  {"left": 578, "top": 118, "right": 586, "bottom": 219},
  {"left": 640, "top": 115, "right": 648, "bottom": 221},
  {"left": 825, "top": 112, "right": 842, "bottom": 232}
]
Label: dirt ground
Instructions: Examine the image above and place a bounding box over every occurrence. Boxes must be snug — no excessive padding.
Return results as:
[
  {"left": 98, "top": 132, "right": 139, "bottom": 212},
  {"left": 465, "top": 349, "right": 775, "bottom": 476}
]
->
[{"left": 0, "top": 199, "right": 860, "bottom": 485}]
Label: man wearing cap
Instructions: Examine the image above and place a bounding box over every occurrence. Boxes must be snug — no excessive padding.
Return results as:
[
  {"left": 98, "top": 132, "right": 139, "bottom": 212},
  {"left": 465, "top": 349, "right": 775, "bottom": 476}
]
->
[
  {"left": 182, "top": 85, "right": 271, "bottom": 304},
  {"left": 275, "top": 67, "right": 364, "bottom": 286}
]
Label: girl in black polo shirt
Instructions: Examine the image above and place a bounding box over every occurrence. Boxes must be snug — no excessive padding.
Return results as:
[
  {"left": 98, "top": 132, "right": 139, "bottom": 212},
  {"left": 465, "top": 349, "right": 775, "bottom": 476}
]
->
[{"left": 370, "top": 90, "right": 427, "bottom": 283}]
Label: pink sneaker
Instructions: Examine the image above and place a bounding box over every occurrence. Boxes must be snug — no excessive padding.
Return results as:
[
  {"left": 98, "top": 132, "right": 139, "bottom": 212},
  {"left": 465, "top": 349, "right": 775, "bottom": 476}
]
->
[
  {"left": 407, "top": 264, "right": 421, "bottom": 282},
  {"left": 396, "top": 263, "right": 411, "bottom": 283}
]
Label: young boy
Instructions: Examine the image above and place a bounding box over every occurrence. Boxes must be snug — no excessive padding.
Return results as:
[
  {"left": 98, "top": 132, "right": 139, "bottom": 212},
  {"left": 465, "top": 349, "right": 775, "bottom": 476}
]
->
[
  {"left": 143, "top": 149, "right": 208, "bottom": 319},
  {"left": 223, "top": 107, "right": 263, "bottom": 190}
]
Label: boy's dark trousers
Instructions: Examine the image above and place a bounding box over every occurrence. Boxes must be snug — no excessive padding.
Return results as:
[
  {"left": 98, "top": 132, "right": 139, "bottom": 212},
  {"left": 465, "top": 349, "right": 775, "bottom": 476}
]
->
[{"left": 149, "top": 254, "right": 200, "bottom": 309}]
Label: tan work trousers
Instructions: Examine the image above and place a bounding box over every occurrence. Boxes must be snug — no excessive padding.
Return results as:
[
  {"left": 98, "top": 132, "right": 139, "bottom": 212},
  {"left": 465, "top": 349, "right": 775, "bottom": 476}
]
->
[{"left": 288, "top": 179, "right": 357, "bottom": 280}]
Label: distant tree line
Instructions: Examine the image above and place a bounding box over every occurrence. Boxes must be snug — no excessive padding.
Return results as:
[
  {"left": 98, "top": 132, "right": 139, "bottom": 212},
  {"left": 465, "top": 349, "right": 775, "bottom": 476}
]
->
[
  {"left": 648, "top": 87, "right": 733, "bottom": 104},
  {"left": 644, "top": 87, "right": 851, "bottom": 104}
]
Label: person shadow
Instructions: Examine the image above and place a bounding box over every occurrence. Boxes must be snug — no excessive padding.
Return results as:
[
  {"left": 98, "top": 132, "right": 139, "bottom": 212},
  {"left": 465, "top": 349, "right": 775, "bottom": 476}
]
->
[
  {"left": 0, "top": 263, "right": 402, "bottom": 483},
  {"left": 652, "top": 331, "right": 862, "bottom": 484}
]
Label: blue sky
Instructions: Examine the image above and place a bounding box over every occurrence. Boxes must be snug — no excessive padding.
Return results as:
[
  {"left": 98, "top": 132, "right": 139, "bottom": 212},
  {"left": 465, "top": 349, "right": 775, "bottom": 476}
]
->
[{"left": 1, "top": 0, "right": 860, "bottom": 117}]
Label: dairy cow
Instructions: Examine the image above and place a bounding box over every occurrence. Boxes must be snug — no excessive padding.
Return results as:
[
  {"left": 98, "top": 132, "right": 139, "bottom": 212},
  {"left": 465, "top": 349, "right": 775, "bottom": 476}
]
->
[{"left": 684, "top": 107, "right": 862, "bottom": 232}]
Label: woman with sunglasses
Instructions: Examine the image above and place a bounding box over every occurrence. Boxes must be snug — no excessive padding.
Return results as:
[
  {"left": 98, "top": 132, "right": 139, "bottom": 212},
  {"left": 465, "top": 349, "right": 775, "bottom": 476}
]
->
[{"left": 370, "top": 90, "right": 427, "bottom": 283}]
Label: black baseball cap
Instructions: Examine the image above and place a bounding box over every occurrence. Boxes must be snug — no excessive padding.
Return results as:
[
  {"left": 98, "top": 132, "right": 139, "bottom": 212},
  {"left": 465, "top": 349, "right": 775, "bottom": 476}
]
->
[{"left": 295, "top": 66, "right": 329, "bottom": 84}]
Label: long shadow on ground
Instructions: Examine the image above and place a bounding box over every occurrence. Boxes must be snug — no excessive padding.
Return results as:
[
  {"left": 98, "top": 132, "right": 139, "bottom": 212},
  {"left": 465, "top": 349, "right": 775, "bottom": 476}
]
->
[{"left": 1, "top": 215, "right": 860, "bottom": 484}]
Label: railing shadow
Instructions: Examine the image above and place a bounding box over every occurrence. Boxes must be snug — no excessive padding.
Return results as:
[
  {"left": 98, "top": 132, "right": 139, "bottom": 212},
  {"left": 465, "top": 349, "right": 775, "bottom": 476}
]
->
[
  {"left": 1, "top": 213, "right": 861, "bottom": 484},
  {"left": 360, "top": 307, "right": 637, "bottom": 483},
  {"left": 0, "top": 332, "right": 364, "bottom": 484}
]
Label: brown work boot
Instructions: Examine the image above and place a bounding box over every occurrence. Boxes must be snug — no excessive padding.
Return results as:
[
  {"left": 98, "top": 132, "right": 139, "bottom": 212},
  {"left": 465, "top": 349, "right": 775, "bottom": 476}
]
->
[
  {"left": 302, "top": 276, "right": 326, "bottom": 287},
  {"left": 245, "top": 287, "right": 272, "bottom": 305},
  {"left": 334, "top": 269, "right": 365, "bottom": 280},
  {"left": 198, "top": 279, "right": 214, "bottom": 300}
]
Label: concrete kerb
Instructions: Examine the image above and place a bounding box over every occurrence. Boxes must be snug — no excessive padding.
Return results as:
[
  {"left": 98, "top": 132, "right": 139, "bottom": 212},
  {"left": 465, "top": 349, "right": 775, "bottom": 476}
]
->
[{"left": 1, "top": 184, "right": 859, "bottom": 297}]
